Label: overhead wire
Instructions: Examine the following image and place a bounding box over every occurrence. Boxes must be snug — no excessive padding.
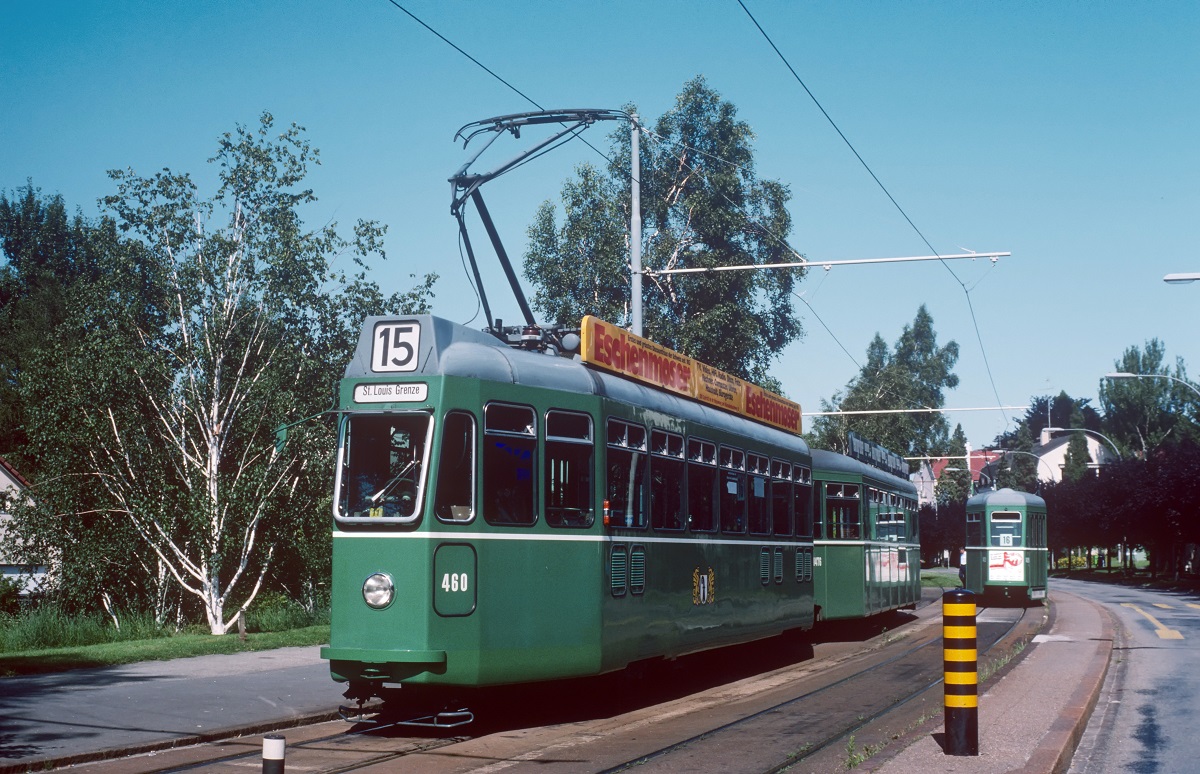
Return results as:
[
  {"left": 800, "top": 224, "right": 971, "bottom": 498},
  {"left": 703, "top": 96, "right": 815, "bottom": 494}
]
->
[
  {"left": 383, "top": 0, "right": 1006, "bottom": 439},
  {"left": 736, "top": 0, "right": 1012, "bottom": 436},
  {"left": 383, "top": 0, "right": 628, "bottom": 317},
  {"left": 638, "top": 126, "right": 939, "bottom": 419}
]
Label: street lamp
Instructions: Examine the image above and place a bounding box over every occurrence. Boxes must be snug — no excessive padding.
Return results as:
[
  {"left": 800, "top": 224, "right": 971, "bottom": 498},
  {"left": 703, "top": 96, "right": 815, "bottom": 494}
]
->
[
  {"left": 1163, "top": 273, "right": 1200, "bottom": 284},
  {"left": 1042, "top": 427, "right": 1122, "bottom": 460},
  {"left": 1105, "top": 372, "right": 1200, "bottom": 400}
]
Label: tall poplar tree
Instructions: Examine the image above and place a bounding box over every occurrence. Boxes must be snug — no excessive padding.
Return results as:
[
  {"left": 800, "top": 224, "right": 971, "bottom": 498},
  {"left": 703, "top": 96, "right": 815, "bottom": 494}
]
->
[{"left": 808, "top": 305, "right": 959, "bottom": 465}]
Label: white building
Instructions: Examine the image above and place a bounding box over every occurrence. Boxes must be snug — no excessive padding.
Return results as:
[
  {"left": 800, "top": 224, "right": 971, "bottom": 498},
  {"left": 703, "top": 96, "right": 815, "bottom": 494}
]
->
[
  {"left": 980, "top": 429, "right": 1117, "bottom": 487},
  {"left": 1, "top": 456, "right": 46, "bottom": 598}
]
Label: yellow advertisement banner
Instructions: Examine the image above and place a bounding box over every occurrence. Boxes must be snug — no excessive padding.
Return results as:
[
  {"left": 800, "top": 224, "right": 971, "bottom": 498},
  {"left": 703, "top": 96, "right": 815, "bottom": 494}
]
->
[
  {"left": 580, "top": 316, "right": 695, "bottom": 398},
  {"left": 579, "top": 316, "right": 802, "bottom": 435}
]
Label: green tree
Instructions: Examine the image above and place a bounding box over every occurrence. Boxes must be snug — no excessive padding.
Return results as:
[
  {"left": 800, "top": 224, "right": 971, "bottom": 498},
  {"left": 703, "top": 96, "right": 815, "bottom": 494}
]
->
[
  {"left": 1061, "top": 432, "right": 1092, "bottom": 482},
  {"left": 808, "top": 305, "right": 958, "bottom": 465},
  {"left": 993, "top": 423, "right": 1039, "bottom": 493},
  {"left": 5, "top": 115, "right": 436, "bottom": 632},
  {"left": 993, "top": 390, "right": 1101, "bottom": 450},
  {"left": 0, "top": 185, "right": 110, "bottom": 463},
  {"left": 1, "top": 185, "right": 163, "bottom": 617},
  {"left": 524, "top": 164, "right": 629, "bottom": 328},
  {"left": 935, "top": 424, "right": 971, "bottom": 504},
  {"left": 524, "top": 76, "right": 803, "bottom": 387},
  {"left": 1099, "top": 339, "right": 1197, "bottom": 457}
]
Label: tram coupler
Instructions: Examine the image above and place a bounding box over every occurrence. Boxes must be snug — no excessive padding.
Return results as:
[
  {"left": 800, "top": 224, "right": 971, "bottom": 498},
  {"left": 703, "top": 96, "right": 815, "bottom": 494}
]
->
[{"left": 338, "top": 701, "right": 473, "bottom": 728}]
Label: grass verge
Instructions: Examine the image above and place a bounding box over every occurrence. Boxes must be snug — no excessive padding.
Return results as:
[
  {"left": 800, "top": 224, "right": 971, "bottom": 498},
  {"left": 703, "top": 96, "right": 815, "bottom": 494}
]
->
[{"left": 0, "top": 625, "right": 329, "bottom": 678}]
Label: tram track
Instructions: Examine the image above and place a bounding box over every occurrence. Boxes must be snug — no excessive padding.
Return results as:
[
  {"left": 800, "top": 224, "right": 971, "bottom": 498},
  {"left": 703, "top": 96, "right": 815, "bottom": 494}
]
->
[
  {"left": 600, "top": 603, "right": 1037, "bottom": 773},
  {"left": 66, "top": 600, "right": 1043, "bottom": 774}
]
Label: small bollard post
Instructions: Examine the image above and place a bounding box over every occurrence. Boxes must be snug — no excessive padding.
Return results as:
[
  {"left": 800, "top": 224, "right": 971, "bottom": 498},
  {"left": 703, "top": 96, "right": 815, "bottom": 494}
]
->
[
  {"left": 942, "top": 589, "right": 978, "bottom": 756},
  {"left": 262, "top": 733, "right": 285, "bottom": 774}
]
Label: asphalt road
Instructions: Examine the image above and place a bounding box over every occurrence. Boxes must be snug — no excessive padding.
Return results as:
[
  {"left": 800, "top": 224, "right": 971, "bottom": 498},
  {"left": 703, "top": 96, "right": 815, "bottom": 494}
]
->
[
  {"left": 0, "top": 646, "right": 342, "bottom": 771},
  {"left": 1063, "top": 576, "right": 1200, "bottom": 774}
]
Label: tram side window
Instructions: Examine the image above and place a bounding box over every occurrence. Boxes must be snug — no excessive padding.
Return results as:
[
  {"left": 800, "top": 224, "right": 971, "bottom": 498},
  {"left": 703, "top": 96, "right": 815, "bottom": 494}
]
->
[
  {"left": 434, "top": 411, "right": 475, "bottom": 522},
  {"left": 719, "top": 446, "right": 747, "bottom": 533},
  {"left": 338, "top": 413, "right": 431, "bottom": 521},
  {"left": 794, "top": 467, "right": 814, "bottom": 538},
  {"left": 483, "top": 403, "right": 536, "bottom": 526},
  {"left": 748, "top": 453, "right": 771, "bottom": 535},
  {"left": 990, "top": 510, "right": 1023, "bottom": 547},
  {"left": 867, "top": 489, "right": 881, "bottom": 540},
  {"left": 771, "top": 459, "right": 792, "bottom": 537},
  {"left": 688, "top": 438, "right": 717, "bottom": 532},
  {"left": 825, "top": 483, "right": 860, "bottom": 539},
  {"left": 1032, "top": 513, "right": 1046, "bottom": 547},
  {"left": 606, "top": 419, "right": 647, "bottom": 529},
  {"left": 966, "top": 511, "right": 983, "bottom": 547},
  {"left": 651, "top": 430, "right": 685, "bottom": 531},
  {"left": 545, "top": 410, "right": 594, "bottom": 528},
  {"left": 877, "top": 492, "right": 905, "bottom": 542}
]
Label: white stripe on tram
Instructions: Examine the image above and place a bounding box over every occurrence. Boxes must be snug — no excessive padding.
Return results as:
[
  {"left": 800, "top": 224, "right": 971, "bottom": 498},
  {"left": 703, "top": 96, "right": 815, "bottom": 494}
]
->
[{"left": 331, "top": 531, "right": 816, "bottom": 548}]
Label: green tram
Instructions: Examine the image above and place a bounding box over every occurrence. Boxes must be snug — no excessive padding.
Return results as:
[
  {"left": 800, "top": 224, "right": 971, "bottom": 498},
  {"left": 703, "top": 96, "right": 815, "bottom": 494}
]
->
[
  {"left": 964, "top": 488, "right": 1048, "bottom": 604},
  {"left": 321, "top": 315, "right": 823, "bottom": 717},
  {"left": 811, "top": 448, "right": 921, "bottom": 621}
]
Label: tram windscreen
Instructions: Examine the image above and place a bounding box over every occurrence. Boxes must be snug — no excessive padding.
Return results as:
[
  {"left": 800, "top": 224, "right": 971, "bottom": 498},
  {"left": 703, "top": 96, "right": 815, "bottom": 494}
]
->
[
  {"left": 989, "top": 510, "right": 1023, "bottom": 547},
  {"left": 338, "top": 414, "right": 430, "bottom": 520}
]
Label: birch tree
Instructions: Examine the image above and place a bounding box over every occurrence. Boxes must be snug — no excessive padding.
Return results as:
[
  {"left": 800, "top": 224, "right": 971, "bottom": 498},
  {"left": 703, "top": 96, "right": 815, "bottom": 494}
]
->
[{"left": 12, "top": 115, "right": 434, "bottom": 633}]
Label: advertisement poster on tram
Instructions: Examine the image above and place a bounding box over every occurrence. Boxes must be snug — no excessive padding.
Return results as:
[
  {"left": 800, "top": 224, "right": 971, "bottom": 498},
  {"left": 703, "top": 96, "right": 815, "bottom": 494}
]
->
[{"left": 988, "top": 550, "right": 1024, "bottom": 582}]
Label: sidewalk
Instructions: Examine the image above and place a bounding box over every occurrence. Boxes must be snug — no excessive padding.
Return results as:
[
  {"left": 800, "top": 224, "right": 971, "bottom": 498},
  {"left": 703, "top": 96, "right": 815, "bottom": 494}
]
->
[{"left": 868, "top": 589, "right": 1114, "bottom": 773}]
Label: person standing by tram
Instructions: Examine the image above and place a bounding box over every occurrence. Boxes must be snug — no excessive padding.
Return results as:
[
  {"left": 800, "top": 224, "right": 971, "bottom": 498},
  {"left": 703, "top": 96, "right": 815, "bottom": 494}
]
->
[{"left": 958, "top": 547, "right": 967, "bottom": 588}]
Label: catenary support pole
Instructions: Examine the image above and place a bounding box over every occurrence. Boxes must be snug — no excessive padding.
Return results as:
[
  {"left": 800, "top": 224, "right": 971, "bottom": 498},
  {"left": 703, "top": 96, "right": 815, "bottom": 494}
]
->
[
  {"left": 630, "top": 113, "right": 642, "bottom": 336},
  {"left": 943, "top": 589, "right": 979, "bottom": 756},
  {"left": 262, "top": 733, "right": 285, "bottom": 774}
]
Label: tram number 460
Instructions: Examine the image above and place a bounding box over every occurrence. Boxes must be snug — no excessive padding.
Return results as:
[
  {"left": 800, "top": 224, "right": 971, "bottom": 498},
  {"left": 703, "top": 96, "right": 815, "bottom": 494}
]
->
[{"left": 441, "top": 573, "right": 470, "bottom": 593}]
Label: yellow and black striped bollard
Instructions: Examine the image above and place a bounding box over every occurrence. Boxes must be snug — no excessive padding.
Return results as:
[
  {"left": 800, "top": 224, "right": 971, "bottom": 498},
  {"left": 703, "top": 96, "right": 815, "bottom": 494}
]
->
[{"left": 943, "top": 589, "right": 978, "bottom": 756}]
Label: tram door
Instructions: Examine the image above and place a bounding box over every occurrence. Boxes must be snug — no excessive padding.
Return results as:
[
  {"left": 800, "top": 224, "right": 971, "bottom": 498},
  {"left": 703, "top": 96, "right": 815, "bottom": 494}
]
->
[{"left": 964, "top": 509, "right": 984, "bottom": 592}]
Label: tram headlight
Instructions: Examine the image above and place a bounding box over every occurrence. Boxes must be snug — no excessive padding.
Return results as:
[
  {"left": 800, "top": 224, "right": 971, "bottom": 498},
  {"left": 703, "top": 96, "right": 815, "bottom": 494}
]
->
[{"left": 362, "top": 572, "right": 395, "bottom": 609}]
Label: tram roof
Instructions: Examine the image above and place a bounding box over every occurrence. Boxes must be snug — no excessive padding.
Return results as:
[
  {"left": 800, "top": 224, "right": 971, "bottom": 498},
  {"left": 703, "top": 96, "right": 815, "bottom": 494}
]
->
[
  {"left": 347, "top": 315, "right": 810, "bottom": 455},
  {"left": 810, "top": 448, "right": 916, "bottom": 493},
  {"left": 966, "top": 487, "right": 1046, "bottom": 509}
]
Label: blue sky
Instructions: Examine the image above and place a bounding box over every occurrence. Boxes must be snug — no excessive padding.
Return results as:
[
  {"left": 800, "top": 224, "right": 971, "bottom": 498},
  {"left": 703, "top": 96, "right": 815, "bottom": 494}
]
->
[{"left": 3, "top": 1, "right": 1197, "bottom": 451}]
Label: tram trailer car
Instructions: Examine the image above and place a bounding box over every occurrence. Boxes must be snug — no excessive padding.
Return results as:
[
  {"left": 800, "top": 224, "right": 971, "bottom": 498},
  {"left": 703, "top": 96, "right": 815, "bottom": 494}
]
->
[
  {"left": 810, "top": 449, "right": 921, "bottom": 621},
  {"left": 964, "top": 487, "right": 1048, "bottom": 604},
  {"left": 321, "top": 315, "right": 822, "bottom": 711}
]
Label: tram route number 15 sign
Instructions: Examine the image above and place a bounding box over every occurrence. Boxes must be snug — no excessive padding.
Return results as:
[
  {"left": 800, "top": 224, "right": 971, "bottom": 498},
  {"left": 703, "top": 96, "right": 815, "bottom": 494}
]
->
[{"left": 372, "top": 321, "right": 421, "bottom": 373}]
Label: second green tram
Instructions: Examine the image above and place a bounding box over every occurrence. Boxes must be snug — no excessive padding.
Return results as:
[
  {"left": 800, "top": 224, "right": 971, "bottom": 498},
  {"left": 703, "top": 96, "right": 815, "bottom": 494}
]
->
[
  {"left": 964, "top": 487, "right": 1048, "bottom": 603},
  {"left": 811, "top": 449, "right": 921, "bottom": 620}
]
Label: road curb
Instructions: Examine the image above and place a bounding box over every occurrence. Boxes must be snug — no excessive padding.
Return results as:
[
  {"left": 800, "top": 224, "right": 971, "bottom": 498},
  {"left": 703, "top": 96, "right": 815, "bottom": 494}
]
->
[{"left": 1021, "top": 593, "right": 1115, "bottom": 774}]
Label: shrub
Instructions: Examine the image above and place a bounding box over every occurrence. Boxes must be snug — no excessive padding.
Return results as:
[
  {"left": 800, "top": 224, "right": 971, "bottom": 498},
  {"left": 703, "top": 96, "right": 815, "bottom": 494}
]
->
[
  {"left": 245, "top": 591, "right": 330, "bottom": 633},
  {"left": 0, "top": 575, "right": 22, "bottom": 616},
  {"left": 0, "top": 605, "right": 172, "bottom": 653}
]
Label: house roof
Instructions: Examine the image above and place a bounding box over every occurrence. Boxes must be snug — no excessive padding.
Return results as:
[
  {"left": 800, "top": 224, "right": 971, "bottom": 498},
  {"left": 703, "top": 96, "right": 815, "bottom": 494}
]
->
[
  {"left": 0, "top": 456, "right": 31, "bottom": 491},
  {"left": 930, "top": 450, "right": 1005, "bottom": 480}
]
